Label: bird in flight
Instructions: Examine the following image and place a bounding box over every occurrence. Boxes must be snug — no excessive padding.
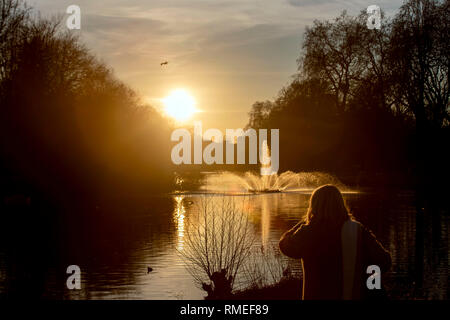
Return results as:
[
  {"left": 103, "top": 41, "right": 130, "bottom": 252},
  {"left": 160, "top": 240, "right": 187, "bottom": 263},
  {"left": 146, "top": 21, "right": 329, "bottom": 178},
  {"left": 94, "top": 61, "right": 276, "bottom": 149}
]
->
[{"left": 160, "top": 61, "right": 168, "bottom": 66}]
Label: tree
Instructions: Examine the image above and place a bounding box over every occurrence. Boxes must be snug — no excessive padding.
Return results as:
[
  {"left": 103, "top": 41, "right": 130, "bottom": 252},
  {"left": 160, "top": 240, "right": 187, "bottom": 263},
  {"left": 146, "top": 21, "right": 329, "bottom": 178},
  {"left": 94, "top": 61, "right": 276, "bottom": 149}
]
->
[
  {"left": 389, "top": 0, "right": 449, "bottom": 130},
  {"left": 301, "top": 12, "right": 367, "bottom": 115},
  {"left": 178, "top": 196, "right": 255, "bottom": 298},
  {"left": 246, "top": 100, "right": 273, "bottom": 130},
  {"left": 0, "top": 0, "right": 174, "bottom": 210},
  {"left": 0, "top": 0, "right": 29, "bottom": 94},
  {"left": 246, "top": 2, "right": 450, "bottom": 175}
]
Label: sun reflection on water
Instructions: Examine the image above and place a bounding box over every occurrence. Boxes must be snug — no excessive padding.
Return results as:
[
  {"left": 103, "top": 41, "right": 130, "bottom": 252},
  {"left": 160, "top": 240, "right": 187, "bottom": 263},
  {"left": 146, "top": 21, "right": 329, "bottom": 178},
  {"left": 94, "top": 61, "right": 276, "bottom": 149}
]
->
[
  {"left": 174, "top": 195, "right": 186, "bottom": 251},
  {"left": 261, "top": 196, "right": 270, "bottom": 247}
]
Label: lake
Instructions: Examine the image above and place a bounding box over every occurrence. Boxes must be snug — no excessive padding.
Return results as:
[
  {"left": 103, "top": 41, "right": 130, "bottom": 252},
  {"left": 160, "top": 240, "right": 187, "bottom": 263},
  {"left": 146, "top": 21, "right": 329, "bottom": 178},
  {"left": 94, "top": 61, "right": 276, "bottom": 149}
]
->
[{"left": 0, "top": 171, "right": 448, "bottom": 299}]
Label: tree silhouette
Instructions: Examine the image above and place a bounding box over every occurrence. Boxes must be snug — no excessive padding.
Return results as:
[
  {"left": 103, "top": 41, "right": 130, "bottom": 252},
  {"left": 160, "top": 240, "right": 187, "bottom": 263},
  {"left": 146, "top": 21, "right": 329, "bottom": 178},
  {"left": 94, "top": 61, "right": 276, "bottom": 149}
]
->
[
  {"left": 246, "top": 0, "right": 449, "bottom": 182},
  {"left": 0, "top": 0, "right": 174, "bottom": 212}
]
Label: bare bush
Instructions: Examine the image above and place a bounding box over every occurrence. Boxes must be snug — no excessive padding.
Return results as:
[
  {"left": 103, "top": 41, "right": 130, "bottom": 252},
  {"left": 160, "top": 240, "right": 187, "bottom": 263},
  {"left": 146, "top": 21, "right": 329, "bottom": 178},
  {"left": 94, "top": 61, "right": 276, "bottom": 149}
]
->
[{"left": 177, "top": 196, "right": 255, "bottom": 298}]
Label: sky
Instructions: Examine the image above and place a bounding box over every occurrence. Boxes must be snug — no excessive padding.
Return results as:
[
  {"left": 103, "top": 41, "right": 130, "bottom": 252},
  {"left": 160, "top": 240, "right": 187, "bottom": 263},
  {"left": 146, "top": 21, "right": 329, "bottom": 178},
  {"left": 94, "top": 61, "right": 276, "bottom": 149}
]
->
[{"left": 33, "top": 0, "right": 404, "bottom": 130}]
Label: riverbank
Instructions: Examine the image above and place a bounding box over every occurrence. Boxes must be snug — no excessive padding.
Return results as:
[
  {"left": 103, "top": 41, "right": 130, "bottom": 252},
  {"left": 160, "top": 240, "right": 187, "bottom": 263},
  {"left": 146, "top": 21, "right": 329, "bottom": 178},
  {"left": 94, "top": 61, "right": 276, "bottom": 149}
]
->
[{"left": 230, "top": 277, "right": 302, "bottom": 300}]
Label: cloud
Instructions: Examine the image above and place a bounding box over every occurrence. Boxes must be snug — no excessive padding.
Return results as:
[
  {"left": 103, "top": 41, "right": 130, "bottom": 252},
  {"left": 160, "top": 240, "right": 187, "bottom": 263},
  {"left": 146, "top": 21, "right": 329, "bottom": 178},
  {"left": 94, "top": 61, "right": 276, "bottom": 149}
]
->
[
  {"left": 287, "top": 0, "right": 403, "bottom": 16},
  {"left": 287, "top": 0, "right": 333, "bottom": 7},
  {"left": 82, "top": 14, "right": 165, "bottom": 32}
]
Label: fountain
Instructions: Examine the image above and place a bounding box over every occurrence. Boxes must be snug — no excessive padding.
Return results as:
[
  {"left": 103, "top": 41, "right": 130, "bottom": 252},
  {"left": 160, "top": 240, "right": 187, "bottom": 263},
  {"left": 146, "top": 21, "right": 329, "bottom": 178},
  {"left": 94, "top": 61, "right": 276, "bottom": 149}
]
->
[
  {"left": 198, "top": 136, "right": 347, "bottom": 194},
  {"left": 201, "top": 170, "right": 346, "bottom": 194}
]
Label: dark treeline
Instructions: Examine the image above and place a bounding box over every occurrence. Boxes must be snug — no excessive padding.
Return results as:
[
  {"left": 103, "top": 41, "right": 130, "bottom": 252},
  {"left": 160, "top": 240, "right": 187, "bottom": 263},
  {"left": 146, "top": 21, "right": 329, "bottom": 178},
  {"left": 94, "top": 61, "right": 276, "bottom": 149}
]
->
[
  {"left": 0, "top": 0, "right": 175, "bottom": 214},
  {"left": 0, "top": 0, "right": 176, "bottom": 297},
  {"left": 247, "top": 0, "right": 449, "bottom": 189}
]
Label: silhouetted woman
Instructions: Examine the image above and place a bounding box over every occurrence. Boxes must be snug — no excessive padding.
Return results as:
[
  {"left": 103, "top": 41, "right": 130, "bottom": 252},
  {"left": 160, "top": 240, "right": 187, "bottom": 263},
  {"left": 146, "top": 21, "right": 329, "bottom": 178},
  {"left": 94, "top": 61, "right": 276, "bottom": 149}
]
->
[{"left": 279, "top": 184, "right": 391, "bottom": 300}]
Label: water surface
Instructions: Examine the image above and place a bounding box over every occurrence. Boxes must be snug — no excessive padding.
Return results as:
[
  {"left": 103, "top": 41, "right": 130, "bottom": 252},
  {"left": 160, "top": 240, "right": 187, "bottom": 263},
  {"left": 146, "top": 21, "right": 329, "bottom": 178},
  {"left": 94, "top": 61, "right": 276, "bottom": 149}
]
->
[{"left": 0, "top": 171, "right": 448, "bottom": 299}]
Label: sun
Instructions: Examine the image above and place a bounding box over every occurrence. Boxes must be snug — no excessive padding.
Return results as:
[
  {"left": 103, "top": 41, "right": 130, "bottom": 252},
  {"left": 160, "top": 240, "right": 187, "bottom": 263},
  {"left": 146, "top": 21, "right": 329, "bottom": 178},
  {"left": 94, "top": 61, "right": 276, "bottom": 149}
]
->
[{"left": 163, "top": 89, "right": 197, "bottom": 122}]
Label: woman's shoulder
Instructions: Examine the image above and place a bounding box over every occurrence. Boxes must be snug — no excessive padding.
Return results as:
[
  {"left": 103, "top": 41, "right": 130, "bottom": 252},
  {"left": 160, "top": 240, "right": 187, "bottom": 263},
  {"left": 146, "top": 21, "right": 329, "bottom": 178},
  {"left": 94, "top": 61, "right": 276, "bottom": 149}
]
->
[
  {"left": 343, "top": 219, "right": 379, "bottom": 241},
  {"left": 351, "top": 220, "right": 378, "bottom": 238},
  {"left": 346, "top": 219, "right": 367, "bottom": 233}
]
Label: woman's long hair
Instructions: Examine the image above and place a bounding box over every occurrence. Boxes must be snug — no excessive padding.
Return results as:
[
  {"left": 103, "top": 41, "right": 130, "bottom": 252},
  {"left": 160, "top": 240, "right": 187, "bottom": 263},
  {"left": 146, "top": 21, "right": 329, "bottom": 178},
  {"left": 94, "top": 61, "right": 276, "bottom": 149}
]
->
[{"left": 305, "top": 184, "right": 351, "bottom": 229}]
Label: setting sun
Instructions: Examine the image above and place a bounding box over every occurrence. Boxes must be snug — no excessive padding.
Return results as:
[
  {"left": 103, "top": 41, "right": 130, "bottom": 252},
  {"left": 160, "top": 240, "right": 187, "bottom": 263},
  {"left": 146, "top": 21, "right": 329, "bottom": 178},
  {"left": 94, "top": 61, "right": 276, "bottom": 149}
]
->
[{"left": 163, "top": 89, "right": 197, "bottom": 122}]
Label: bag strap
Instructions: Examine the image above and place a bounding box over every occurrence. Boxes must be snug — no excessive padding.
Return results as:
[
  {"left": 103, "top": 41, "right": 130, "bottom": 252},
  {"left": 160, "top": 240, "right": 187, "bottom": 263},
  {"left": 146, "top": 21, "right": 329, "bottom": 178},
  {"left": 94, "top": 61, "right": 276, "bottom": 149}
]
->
[{"left": 341, "top": 220, "right": 361, "bottom": 299}]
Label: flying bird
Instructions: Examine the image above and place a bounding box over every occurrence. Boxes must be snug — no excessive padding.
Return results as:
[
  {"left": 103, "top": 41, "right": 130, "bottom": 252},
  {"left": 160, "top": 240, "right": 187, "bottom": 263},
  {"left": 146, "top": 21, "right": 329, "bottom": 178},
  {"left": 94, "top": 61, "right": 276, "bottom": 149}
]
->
[{"left": 160, "top": 61, "right": 168, "bottom": 66}]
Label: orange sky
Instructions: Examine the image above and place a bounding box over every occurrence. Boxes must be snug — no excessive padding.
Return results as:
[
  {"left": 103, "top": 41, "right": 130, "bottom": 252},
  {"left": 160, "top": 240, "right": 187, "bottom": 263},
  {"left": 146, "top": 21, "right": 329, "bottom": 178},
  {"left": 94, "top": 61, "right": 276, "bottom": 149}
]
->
[{"left": 36, "top": 0, "right": 402, "bottom": 131}]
